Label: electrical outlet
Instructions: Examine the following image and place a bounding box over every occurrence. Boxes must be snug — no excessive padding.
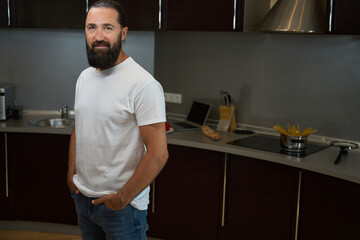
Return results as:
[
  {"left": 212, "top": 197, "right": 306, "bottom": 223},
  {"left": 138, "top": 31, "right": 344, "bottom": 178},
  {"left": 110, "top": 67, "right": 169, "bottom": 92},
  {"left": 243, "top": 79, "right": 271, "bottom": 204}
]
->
[{"left": 164, "top": 92, "right": 182, "bottom": 104}]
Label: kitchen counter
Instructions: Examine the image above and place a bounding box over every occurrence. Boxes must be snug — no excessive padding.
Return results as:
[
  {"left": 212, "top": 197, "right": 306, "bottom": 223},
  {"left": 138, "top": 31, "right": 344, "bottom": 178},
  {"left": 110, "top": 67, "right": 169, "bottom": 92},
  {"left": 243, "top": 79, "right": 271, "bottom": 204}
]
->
[
  {"left": 0, "top": 111, "right": 74, "bottom": 135},
  {"left": 1, "top": 111, "right": 359, "bottom": 184}
]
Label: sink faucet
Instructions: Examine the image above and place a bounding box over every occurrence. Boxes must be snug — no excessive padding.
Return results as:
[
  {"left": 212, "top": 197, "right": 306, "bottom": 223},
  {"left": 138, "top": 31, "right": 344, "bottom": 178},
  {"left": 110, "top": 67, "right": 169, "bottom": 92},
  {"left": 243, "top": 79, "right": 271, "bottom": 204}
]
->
[{"left": 59, "top": 105, "right": 69, "bottom": 119}]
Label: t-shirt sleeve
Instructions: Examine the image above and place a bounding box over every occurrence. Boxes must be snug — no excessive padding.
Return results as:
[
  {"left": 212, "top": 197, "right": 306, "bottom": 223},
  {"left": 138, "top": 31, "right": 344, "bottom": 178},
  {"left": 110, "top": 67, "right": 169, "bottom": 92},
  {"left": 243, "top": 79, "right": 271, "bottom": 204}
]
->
[{"left": 135, "top": 81, "right": 166, "bottom": 126}]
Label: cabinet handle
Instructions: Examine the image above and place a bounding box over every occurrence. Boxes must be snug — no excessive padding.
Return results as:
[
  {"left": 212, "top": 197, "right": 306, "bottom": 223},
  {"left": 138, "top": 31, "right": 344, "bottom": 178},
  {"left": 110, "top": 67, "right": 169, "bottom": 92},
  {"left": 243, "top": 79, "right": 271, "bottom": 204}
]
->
[
  {"left": 86, "top": 0, "right": 89, "bottom": 12},
  {"left": 7, "top": 0, "right": 10, "bottom": 26},
  {"left": 233, "top": 0, "right": 237, "bottom": 30},
  {"left": 158, "top": 0, "right": 162, "bottom": 29},
  {"left": 221, "top": 153, "right": 228, "bottom": 227},
  {"left": 328, "top": 0, "right": 334, "bottom": 32},
  {"left": 294, "top": 171, "right": 302, "bottom": 240},
  {"left": 4, "top": 133, "right": 9, "bottom": 198},
  {"left": 151, "top": 180, "right": 156, "bottom": 213}
]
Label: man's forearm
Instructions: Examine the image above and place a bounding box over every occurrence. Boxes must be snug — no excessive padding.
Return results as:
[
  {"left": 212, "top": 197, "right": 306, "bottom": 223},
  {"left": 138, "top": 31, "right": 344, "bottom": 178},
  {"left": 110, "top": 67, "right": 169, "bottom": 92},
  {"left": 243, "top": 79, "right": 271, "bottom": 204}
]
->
[{"left": 118, "top": 146, "right": 168, "bottom": 206}]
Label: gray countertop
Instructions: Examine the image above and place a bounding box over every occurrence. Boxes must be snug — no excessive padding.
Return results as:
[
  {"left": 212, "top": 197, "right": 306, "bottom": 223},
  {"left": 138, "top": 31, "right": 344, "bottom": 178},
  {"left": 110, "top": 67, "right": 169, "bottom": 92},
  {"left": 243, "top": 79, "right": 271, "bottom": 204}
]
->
[
  {"left": 0, "top": 111, "right": 74, "bottom": 135},
  {"left": 1, "top": 111, "right": 359, "bottom": 184}
]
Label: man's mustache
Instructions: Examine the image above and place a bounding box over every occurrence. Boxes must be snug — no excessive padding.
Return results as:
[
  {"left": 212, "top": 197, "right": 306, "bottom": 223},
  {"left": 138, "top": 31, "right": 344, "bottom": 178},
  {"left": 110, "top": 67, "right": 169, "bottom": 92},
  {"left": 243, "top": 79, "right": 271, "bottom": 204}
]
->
[{"left": 92, "top": 41, "right": 111, "bottom": 48}]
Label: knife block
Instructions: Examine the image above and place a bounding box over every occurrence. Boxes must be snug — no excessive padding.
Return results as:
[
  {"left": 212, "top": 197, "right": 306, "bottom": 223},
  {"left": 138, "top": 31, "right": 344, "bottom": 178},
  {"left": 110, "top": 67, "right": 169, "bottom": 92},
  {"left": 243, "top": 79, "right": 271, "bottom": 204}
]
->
[{"left": 217, "top": 104, "right": 236, "bottom": 132}]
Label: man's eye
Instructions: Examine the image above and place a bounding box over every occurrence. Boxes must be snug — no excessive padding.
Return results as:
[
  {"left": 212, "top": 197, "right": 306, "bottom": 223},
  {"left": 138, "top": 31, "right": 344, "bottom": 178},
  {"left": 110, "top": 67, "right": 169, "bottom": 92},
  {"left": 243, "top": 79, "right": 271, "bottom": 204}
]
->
[
  {"left": 87, "top": 26, "right": 95, "bottom": 30},
  {"left": 105, "top": 27, "right": 113, "bottom": 31}
]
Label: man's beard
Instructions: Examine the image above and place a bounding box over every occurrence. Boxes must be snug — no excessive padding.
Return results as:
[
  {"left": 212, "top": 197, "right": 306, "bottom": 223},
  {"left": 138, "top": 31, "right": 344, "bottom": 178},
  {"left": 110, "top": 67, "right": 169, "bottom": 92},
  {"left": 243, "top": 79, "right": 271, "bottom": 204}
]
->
[{"left": 86, "top": 34, "right": 122, "bottom": 70}]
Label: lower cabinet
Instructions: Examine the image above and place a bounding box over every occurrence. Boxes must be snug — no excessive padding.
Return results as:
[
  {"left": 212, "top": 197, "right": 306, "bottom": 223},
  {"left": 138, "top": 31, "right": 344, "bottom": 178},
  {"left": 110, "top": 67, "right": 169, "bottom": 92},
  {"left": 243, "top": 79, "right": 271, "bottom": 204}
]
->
[
  {"left": 298, "top": 170, "right": 360, "bottom": 240},
  {"left": 1, "top": 132, "right": 359, "bottom": 239},
  {"left": 2, "top": 132, "right": 77, "bottom": 225},
  {"left": 219, "top": 154, "right": 299, "bottom": 240},
  {"left": 147, "top": 144, "right": 223, "bottom": 240}
]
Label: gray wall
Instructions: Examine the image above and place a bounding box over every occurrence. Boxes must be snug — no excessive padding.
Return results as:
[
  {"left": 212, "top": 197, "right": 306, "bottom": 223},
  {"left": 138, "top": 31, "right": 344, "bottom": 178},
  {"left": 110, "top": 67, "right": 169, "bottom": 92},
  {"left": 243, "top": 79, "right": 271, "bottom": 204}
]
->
[
  {"left": 155, "top": 31, "right": 360, "bottom": 141},
  {"left": 0, "top": 29, "right": 155, "bottom": 110},
  {"left": 2, "top": 28, "right": 360, "bottom": 141}
]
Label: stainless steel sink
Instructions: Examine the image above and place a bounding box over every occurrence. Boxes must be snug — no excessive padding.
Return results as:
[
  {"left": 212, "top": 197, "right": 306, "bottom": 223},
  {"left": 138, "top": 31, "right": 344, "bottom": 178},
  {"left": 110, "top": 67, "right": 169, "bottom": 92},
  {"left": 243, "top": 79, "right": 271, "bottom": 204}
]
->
[{"left": 28, "top": 118, "right": 75, "bottom": 128}]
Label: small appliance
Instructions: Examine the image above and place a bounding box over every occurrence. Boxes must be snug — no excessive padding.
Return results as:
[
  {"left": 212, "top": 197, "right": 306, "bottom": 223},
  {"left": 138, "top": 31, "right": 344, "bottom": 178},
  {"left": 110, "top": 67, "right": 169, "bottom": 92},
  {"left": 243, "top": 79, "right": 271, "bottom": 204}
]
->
[{"left": 0, "top": 83, "right": 15, "bottom": 120}]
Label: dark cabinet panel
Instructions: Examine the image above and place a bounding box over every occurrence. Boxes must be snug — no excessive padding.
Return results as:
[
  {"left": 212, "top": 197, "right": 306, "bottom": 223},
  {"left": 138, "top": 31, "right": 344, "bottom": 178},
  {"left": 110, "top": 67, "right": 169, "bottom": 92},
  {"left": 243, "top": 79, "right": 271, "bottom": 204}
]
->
[
  {"left": 220, "top": 155, "right": 298, "bottom": 240},
  {"left": 0, "top": 133, "right": 15, "bottom": 220},
  {"left": 164, "top": 0, "right": 244, "bottom": 31},
  {"left": 147, "top": 144, "right": 223, "bottom": 240},
  {"left": 328, "top": 0, "right": 360, "bottom": 34},
  {"left": 7, "top": 133, "right": 77, "bottom": 225},
  {"left": 0, "top": 0, "right": 8, "bottom": 27},
  {"left": 89, "top": 0, "right": 159, "bottom": 30},
  {"left": 11, "top": 0, "right": 86, "bottom": 29},
  {"left": 298, "top": 170, "right": 360, "bottom": 240}
]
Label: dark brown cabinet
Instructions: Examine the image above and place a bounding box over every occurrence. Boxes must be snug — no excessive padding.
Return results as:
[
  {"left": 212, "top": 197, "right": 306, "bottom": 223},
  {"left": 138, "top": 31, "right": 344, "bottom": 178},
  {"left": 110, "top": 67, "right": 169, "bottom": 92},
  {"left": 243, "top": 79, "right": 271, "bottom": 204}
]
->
[
  {"left": 147, "top": 144, "right": 223, "bottom": 240},
  {"left": 2, "top": 133, "right": 77, "bottom": 225},
  {"left": 0, "top": 133, "right": 15, "bottom": 220},
  {"left": 163, "top": 0, "right": 244, "bottom": 31},
  {"left": 0, "top": 0, "right": 9, "bottom": 27},
  {"left": 298, "top": 170, "right": 360, "bottom": 240},
  {"left": 10, "top": 0, "right": 86, "bottom": 29},
  {"left": 89, "top": 0, "right": 160, "bottom": 30},
  {"left": 219, "top": 154, "right": 298, "bottom": 240},
  {"left": 327, "top": 0, "right": 360, "bottom": 34}
]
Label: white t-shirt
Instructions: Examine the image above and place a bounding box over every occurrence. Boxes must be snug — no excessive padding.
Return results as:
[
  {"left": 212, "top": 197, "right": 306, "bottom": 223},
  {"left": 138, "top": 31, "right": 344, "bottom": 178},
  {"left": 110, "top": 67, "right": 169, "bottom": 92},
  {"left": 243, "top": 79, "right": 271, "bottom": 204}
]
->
[{"left": 73, "top": 57, "right": 166, "bottom": 210}]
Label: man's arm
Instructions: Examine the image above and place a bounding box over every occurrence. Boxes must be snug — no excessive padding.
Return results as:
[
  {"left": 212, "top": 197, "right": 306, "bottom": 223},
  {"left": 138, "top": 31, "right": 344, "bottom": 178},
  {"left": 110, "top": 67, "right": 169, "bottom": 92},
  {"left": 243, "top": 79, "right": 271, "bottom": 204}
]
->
[
  {"left": 67, "top": 126, "right": 79, "bottom": 194},
  {"left": 92, "top": 122, "right": 168, "bottom": 210}
]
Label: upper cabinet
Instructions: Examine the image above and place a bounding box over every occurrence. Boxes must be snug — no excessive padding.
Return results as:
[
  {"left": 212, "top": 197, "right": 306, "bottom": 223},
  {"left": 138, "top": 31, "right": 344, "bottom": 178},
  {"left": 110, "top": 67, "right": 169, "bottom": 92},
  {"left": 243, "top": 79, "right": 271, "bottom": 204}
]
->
[
  {"left": 0, "top": 0, "right": 8, "bottom": 27},
  {"left": 89, "top": 0, "right": 160, "bottom": 31},
  {"left": 10, "top": 0, "right": 86, "bottom": 29},
  {"left": 327, "top": 0, "right": 360, "bottom": 34},
  {"left": 163, "top": 0, "right": 244, "bottom": 31}
]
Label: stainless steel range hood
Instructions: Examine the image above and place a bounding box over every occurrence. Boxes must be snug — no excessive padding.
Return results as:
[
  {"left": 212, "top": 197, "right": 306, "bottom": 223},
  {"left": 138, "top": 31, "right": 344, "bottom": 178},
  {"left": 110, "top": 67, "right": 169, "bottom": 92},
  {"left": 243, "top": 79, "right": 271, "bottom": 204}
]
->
[{"left": 258, "top": 0, "right": 327, "bottom": 33}]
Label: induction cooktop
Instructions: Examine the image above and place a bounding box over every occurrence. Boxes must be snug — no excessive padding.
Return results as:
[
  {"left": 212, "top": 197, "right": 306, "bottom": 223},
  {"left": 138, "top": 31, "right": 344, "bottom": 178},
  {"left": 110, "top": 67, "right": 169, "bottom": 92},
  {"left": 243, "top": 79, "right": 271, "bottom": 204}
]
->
[{"left": 228, "top": 134, "right": 328, "bottom": 158}]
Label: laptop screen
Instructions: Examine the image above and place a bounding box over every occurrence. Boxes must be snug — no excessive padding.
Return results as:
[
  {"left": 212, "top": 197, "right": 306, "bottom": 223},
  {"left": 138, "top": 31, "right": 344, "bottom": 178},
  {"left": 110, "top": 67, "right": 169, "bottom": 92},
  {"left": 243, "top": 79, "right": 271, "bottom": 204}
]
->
[{"left": 186, "top": 101, "right": 212, "bottom": 125}]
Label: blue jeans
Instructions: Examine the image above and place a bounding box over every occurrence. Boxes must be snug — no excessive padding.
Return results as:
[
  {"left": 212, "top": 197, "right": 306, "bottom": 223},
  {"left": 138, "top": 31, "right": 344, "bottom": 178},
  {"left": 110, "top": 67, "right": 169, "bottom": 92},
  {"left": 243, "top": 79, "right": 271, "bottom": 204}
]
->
[{"left": 71, "top": 192, "right": 148, "bottom": 240}]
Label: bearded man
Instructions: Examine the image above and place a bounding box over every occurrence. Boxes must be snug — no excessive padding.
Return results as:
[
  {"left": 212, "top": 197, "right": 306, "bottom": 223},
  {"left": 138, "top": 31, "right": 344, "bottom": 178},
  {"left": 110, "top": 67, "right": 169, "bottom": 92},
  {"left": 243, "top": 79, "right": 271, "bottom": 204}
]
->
[{"left": 67, "top": 1, "right": 168, "bottom": 239}]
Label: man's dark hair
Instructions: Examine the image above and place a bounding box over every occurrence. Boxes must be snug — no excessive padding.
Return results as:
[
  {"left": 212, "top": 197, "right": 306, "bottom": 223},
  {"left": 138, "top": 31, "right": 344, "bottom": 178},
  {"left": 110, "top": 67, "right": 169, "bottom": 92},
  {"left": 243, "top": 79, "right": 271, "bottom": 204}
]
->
[{"left": 88, "top": 0, "right": 128, "bottom": 28}]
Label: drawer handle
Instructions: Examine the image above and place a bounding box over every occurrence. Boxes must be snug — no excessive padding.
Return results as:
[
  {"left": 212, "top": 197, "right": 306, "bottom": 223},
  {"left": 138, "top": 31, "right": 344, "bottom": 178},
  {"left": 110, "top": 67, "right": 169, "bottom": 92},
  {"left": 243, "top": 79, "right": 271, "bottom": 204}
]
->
[
  {"left": 221, "top": 153, "right": 228, "bottom": 227},
  {"left": 294, "top": 171, "right": 302, "bottom": 240},
  {"left": 5, "top": 133, "right": 9, "bottom": 198}
]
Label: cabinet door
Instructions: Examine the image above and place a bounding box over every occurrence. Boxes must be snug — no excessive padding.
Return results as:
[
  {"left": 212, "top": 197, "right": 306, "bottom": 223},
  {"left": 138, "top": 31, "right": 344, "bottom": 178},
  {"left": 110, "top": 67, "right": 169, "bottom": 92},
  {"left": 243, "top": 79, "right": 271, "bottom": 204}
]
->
[
  {"left": 0, "top": 0, "right": 8, "bottom": 27},
  {"left": 220, "top": 155, "right": 298, "bottom": 240},
  {"left": 89, "top": 0, "right": 159, "bottom": 30},
  {"left": 164, "top": 0, "right": 244, "bottom": 31},
  {"left": 147, "top": 144, "right": 223, "bottom": 240},
  {"left": 329, "top": 0, "right": 360, "bottom": 34},
  {"left": 7, "top": 133, "right": 77, "bottom": 225},
  {"left": 11, "top": 0, "right": 86, "bottom": 29},
  {"left": 298, "top": 170, "right": 360, "bottom": 240},
  {"left": 0, "top": 133, "right": 15, "bottom": 220}
]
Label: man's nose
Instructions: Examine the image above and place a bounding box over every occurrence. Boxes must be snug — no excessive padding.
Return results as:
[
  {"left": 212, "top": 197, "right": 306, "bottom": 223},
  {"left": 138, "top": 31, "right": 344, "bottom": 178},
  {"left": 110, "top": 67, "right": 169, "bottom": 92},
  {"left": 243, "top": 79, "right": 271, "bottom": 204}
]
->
[{"left": 94, "top": 30, "right": 105, "bottom": 41}]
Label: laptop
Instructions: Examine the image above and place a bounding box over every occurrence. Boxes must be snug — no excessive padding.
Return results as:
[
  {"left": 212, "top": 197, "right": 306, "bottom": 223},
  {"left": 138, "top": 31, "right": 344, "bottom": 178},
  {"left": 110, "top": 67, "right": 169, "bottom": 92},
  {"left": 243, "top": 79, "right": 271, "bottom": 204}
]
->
[{"left": 171, "top": 100, "right": 212, "bottom": 131}]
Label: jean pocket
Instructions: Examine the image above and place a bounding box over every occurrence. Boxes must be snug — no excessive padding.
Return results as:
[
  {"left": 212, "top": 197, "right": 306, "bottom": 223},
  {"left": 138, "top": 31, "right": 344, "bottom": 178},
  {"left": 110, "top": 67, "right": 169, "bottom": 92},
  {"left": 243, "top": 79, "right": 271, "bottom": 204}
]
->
[{"left": 70, "top": 191, "right": 77, "bottom": 199}]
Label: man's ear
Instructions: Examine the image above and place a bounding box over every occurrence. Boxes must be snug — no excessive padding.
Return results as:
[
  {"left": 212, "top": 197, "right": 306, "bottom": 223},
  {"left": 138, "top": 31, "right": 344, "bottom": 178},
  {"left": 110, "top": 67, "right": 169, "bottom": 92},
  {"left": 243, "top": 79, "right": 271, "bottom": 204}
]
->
[{"left": 121, "top": 27, "right": 128, "bottom": 41}]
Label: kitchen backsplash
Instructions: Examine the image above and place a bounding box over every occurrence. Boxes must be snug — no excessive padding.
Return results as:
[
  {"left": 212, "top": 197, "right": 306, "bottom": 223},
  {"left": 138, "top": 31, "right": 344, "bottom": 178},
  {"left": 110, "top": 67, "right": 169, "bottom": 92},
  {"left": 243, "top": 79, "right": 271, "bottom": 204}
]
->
[
  {"left": 1, "top": 28, "right": 360, "bottom": 141},
  {"left": 0, "top": 29, "right": 155, "bottom": 110},
  {"left": 155, "top": 31, "right": 360, "bottom": 142}
]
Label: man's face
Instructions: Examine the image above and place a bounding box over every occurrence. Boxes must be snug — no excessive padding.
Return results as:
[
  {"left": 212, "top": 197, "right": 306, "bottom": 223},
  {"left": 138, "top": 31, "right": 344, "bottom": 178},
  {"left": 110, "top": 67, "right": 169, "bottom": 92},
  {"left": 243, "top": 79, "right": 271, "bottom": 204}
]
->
[{"left": 85, "top": 7, "right": 127, "bottom": 70}]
